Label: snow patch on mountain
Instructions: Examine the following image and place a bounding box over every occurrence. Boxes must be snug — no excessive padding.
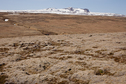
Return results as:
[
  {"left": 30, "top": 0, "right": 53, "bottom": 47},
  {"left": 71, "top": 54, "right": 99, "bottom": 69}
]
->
[{"left": 0, "top": 7, "right": 125, "bottom": 17}]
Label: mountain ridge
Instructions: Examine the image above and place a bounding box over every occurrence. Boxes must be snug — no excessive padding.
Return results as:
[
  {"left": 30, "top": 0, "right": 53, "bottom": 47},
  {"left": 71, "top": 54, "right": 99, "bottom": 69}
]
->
[{"left": 0, "top": 7, "right": 125, "bottom": 17}]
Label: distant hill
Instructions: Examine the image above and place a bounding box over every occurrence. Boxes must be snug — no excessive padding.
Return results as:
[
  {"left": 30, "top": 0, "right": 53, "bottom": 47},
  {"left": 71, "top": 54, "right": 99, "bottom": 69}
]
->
[{"left": 0, "top": 7, "right": 125, "bottom": 17}]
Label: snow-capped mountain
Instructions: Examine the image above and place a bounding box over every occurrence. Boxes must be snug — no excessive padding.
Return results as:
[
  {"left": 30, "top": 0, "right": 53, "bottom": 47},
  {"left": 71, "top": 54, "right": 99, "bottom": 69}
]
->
[{"left": 0, "top": 7, "right": 125, "bottom": 17}]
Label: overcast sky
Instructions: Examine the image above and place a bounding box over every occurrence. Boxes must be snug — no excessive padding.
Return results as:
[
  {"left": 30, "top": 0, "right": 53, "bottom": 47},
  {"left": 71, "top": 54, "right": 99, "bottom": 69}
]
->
[{"left": 0, "top": 0, "right": 126, "bottom": 15}]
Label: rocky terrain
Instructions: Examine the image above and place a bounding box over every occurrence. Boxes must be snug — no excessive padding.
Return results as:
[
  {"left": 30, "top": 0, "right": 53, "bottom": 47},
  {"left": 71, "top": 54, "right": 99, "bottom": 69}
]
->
[
  {"left": 0, "top": 12, "right": 126, "bottom": 84},
  {"left": 0, "top": 32, "right": 126, "bottom": 84}
]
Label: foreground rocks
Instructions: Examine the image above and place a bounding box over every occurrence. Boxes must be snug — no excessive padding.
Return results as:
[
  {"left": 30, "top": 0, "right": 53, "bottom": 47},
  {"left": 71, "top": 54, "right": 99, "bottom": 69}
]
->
[{"left": 0, "top": 32, "right": 126, "bottom": 84}]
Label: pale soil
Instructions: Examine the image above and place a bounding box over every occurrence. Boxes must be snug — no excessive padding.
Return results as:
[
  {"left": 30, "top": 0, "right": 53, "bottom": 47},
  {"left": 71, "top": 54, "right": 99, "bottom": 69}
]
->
[
  {"left": 0, "top": 32, "right": 126, "bottom": 84},
  {"left": 0, "top": 13, "right": 126, "bottom": 84}
]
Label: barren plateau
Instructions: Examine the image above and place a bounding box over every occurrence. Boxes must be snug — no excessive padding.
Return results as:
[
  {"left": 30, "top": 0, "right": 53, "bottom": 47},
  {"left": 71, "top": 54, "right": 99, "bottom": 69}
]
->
[{"left": 0, "top": 12, "right": 126, "bottom": 84}]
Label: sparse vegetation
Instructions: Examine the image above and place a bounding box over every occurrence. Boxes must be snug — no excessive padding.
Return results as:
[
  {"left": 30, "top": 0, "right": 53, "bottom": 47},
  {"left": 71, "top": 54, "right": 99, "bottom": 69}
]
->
[
  {"left": 70, "top": 78, "right": 89, "bottom": 84},
  {"left": 95, "top": 49, "right": 107, "bottom": 55},
  {"left": 1, "top": 12, "right": 126, "bottom": 38},
  {"left": 0, "top": 75, "right": 8, "bottom": 84},
  {"left": 108, "top": 52, "right": 114, "bottom": 55},
  {"left": 0, "top": 12, "right": 126, "bottom": 84},
  {"left": 95, "top": 68, "right": 115, "bottom": 76},
  {"left": 58, "top": 80, "right": 69, "bottom": 84},
  {"left": 0, "top": 63, "right": 6, "bottom": 71},
  {"left": 12, "top": 43, "right": 19, "bottom": 47},
  {"left": 92, "top": 46, "right": 98, "bottom": 48},
  {"left": 95, "top": 69, "right": 104, "bottom": 75},
  {"left": 47, "top": 41, "right": 61, "bottom": 46},
  {"left": 39, "top": 30, "right": 58, "bottom": 35},
  {"left": 75, "top": 61, "right": 87, "bottom": 67},
  {"left": 0, "top": 48, "right": 9, "bottom": 52},
  {"left": 113, "top": 55, "right": 126, "bottom": 64}
]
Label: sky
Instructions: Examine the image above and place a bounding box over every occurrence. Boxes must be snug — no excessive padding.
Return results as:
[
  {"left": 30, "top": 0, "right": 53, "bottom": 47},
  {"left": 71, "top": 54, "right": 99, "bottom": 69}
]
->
[{"left": 0, "top": 0, "right": 126, "bottom": 15}]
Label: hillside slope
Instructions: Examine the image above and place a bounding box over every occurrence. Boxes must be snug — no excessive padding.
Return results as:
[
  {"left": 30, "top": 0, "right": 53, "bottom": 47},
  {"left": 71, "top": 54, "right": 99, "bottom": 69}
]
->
[{"left": 0, "top": 13, "right": 126, "bottom": 38}]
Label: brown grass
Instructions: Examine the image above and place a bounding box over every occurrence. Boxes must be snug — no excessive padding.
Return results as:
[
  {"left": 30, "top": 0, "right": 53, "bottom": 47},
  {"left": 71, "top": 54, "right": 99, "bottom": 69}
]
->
[
  {"left": 49, "top": 55, "right": 72, "bottom": 60},
  {"left": 70, "top": 78, "right": 89, "bottom": 84},
  {"left": 0, "top": 63, "right": 6, "bottom": 72},
  {"left": 75, "top": 61, "right": 87, "bottom": 67},
  {"left": 59, "top": 69, "right": 73, "bottom": 79},
  {"left": 38, "top": 30, "right": 58, "bottom": 35},
  {"left": 113, "top": 55, "right": 126, "bottom": 64},
  {"left": 47, "top": 41, "right": 61, "bottom": 46},
  {"left": 0, "top": 12, "right": 126, "bottom": 38},
  {"left": 94, "top": 68, "right": 115, "bottom": 76},
  {"left": 0, "top": 75, "right": 8, "bottom": 84},
  {"left": 58, "top": 80, "right": 69, "bottom": 84},
  {"left": 0, "top": 48, "right": 9, "bottom": 52}
]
